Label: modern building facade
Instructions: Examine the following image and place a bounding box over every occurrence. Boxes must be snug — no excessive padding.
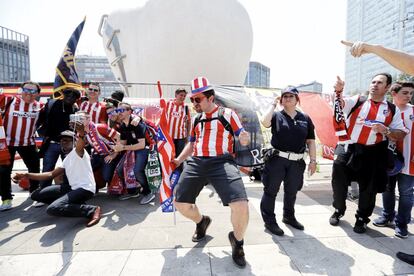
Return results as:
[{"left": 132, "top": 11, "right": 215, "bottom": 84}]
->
[
  {"left": 0, "top": 26, "right": 30, "bottom": 82},
  {"left": 244, "top": 61, "right": 270, "bottom": 88},
  {"left": 296, "top": 81, "right": 323, "bottom": 93},
  {"left": 75, "top": 55, "right": 121, "bottom": 98},
  {"left": 345, "top": 0, "right": 414, "bottom": 94}
]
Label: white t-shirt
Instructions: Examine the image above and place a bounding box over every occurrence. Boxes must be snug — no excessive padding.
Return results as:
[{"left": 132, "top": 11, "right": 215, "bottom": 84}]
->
[{"left": 61, "top": 148, "right": 96, "bottom": 194}]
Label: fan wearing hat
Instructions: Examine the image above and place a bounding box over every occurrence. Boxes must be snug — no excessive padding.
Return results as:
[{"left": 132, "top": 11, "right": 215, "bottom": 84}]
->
[
  {"left": 260, "top": 86, "right": 316, "bottom": 236},
  {"left": 36, "top": 88, "right": 80, "bottom": 190},
  {"left": 173, "top": 77, "right": 250, "bottom": 268},
  {"left": 372, "top": 82, "right": 414, "bottom": 239},
  {"left": 14, "top": 129, "right": 101, "bottom": 227}
]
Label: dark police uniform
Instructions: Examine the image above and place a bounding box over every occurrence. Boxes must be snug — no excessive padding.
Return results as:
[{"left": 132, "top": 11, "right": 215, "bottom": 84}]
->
[{"left": 260, "top": 110, "right": 315, "bottom": 226}]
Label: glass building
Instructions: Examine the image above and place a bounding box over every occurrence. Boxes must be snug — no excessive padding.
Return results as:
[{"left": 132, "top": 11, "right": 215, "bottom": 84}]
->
[
  {"left": 345, "top": 0, "right": 414, "bottom": 94},
  {"left": 75, "top": 55, "right": 121, "bottom": 98},
  {"left": 0, "top": 26, "right": 30, "bottom": 82},
  {"left": 244, "top": 61, "right": 270, "bottom": 88}
]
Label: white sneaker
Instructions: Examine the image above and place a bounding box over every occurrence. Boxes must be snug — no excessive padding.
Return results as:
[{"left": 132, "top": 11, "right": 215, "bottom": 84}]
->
[
  {"left": 0, "top": 199, "right": 13, "bottom": 211},
  {"left": 33, "top": 201, "right": 46, "bottom": 208}
]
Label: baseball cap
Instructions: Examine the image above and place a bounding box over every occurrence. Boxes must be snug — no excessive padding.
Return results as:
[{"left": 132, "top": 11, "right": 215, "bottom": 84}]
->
[{"left": 281, "top": 86, "right": 299, "bottom": 96}]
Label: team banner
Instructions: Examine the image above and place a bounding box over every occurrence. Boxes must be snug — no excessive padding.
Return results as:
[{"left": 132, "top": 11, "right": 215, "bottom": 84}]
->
[{"left": 53, "top": 18, "right": 85, "bottom": 94}]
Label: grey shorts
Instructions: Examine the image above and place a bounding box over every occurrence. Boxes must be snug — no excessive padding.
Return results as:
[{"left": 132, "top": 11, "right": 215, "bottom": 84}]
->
[{"left": 174, "top": 154, "right": 248, "bottom": 205}]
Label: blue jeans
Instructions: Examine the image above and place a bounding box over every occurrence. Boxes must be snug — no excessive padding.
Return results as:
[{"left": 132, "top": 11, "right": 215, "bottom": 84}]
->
[
  {"left": 91, "top": 153, "right": 123, "bottom": 184},
  {"left": 40, "top": 142, "right": 66, "bottom": 188},
  {"left": 382, "top": 173, "right": 414, "bottom": 228},
  {"left": 117, "top": 149, "right": 150, "bottom": 195}
]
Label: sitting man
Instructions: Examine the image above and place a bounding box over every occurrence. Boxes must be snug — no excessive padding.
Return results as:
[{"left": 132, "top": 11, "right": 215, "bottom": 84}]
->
[{"left": 13, "top": 126, "right": 101, "bottom": 227}]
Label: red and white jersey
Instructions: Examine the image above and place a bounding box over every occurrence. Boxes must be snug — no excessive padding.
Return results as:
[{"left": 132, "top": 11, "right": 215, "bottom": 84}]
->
[
  {"left": 79, "top": 101, "right": 108, "bottom": 124},
  {"left": 0, "top": 95, "right": 41, "bottom": 146},
  {"left": 190, "top": 106, "right": 244, "bottom": 157},
  {"left": 166, "top": 100, "right": 190, "bottom": 139},
  {"left": 396, "top": 104, "right": 414, "bottom": 175},
  {"left": 344, "top": 95, "right": 406, "bottom": 145}
]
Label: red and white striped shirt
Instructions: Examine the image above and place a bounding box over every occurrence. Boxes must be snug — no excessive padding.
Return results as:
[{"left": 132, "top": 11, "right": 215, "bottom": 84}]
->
[
  {"left": 396, "top": 104, "right": 414, "bottom": 176},
  {"left": 0, "top": 95, "right": 41, "bottom": 146},
  {"left": 79, "top": 101, "right": 108, "bottom": 124},
  {"left": 344, "top": 95, "right": 406, "bottom": 145},
  {"left": 166, "top": 100, "right": 191, "bottom": 139},
  {"left": 190, "top": 106, "right": 244, "bottom": 157}
]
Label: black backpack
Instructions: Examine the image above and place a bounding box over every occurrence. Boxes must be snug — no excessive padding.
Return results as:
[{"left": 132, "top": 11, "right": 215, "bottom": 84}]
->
[{"left": 193, "top": 106, "right": 234, "bottom": 136}]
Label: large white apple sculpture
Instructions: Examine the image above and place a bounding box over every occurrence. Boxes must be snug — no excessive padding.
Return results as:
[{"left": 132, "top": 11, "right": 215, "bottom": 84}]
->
[{"left": 100, "top": 0, "right": 253, "bottom": 88}]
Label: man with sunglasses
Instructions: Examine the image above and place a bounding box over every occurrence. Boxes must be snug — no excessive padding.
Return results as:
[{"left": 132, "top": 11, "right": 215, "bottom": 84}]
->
[
  {"left": 36, "top": 88, "right": 80, "bottom": 191},
  {"left": 79, "top": 82, "right": 108, "bottom": 124},
  {"left": 0, "top": 82, "right": 42, "bottom": 210},
  {"left": 173, "top": 77, "right": 250, "bottom": 268}
]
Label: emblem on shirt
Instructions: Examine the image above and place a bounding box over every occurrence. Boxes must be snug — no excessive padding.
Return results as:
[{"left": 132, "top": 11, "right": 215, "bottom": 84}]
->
[
  {"left": 410, "top": 115, "right": 414, "bottom": 121},
  {"left": 383, "top": 110, "right": 389, "bottom": 115}
]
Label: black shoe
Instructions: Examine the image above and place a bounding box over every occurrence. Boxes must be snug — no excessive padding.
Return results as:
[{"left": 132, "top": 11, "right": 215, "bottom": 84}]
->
[
  {"left": 396, "top": 252, "right": 414, "bottom": 266},
  {"left": 353, "top": 216, "right": 369, "bottom": 234},
  {"left": 228, "top": 231, "right": 246, "bottom": 268},
  {"left": 282, "top": 217, "right": 304, "bottom": 230},
  {"left": 264, "top": 223, "right": 284, "bottom": 236},
  {"left": 329, "top": 211, "right": 343, "bottom": 226},
  {"left": 192, "top": 215, "right": 211, "bottom": 242}
]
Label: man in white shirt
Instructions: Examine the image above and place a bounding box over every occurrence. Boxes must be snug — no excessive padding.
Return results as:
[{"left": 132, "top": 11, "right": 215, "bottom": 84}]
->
[{"left": 13, "top": 129, "right": 101, "bottom": 227}]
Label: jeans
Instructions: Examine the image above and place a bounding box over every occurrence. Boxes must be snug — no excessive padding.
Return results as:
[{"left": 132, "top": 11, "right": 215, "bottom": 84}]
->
[
  {"left": 0, "top": 145, "right": 40, "bottom": 200},
  {"left": 117, "top": 149, "right": 150, "bottom": 195},
  {"left": 382, "top": 173, "right": 414, "bottom": 228},
  {"left": 91, "top": 153, "right": 123, "bottom": 183},
  {"left": 40, "top": 143, "right": 66, "bottom": 188},
  {"left": 31, "top": 180, "right": 96, "bottom": 218}
]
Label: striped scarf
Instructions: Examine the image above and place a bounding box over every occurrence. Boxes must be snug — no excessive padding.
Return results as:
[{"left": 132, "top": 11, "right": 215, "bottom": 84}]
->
[
  {"left": 87, "top": 122, "right": 111, "bottom": 155},
  {"left": 333, "top": 90, "right": 351, "bottom": 144}
]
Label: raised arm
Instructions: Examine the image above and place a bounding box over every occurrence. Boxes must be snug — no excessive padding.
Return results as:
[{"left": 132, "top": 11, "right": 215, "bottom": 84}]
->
[{"left": 342, "top": 40, "right": 414, "bottom": 76}]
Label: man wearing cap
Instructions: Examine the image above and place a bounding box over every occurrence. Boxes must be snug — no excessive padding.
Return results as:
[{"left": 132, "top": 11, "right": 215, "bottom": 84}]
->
[
  {"left": 79, "top": 82, "right": 108, "bottom": 124},
  {"left": 372, "top": 82, "right": 414, "bottom": 239},
  {"left": 36, "top": 88, "right": 80, "bottom": 190},
  {"left": 0, "top": 82, "right": 42, "bottom": 211},
  {"left": 173, "top": 77, "right": 250, "bottom": 268},
  {"left": 166, "top": 88, "right": 191, "bottom": 171},
  {"left": 329, "top": 74, "right": 407, "bottom": 233},
  {"left": 260, "top": 86, "right": 317, "bottom": 236},
  {"left": 14, "top": 128, "right": 101, "bottom": 227}
]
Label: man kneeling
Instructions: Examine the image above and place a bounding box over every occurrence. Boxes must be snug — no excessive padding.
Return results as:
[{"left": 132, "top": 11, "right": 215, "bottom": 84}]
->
[{"left": 13, "top": 129, "right": 101, "bottom": 227}]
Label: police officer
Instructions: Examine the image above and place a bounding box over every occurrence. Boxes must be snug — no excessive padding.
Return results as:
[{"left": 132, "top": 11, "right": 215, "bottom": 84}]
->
[{"left": 260, "top": 86, "right": 317, "bottom": 236}]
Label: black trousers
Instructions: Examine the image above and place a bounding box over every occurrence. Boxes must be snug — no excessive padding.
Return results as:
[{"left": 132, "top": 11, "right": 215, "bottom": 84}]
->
[
  {"left": 31, "top": 181, "right": 96, "bottom": 218},
  {"left": 0, "top": 145, "right": 40, "bottom": 200},
  {"left": 331, "top": 142, "right": 388, "bottom": 221},
  {"left": 174, "top": 138, "right": 187, "bottom": 172},
  {"left": 260, "top": 155, "right": 306, "bottom": 225}
]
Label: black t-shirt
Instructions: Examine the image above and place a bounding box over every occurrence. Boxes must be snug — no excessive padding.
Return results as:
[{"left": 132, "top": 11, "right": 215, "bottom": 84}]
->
[
  {"left": 38, "top": 99, "right": 76, "bottom": 142},
  {"left": 270, "top": 110, "right": 315, "bottom": 153},
  {"left": 119, "top": 116, "right": 147, "bottom": 146}
]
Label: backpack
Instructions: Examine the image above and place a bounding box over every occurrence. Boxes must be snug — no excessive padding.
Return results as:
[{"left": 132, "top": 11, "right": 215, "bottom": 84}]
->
[{"left": 193, "top": 106, "right": 234, "bottom": 136}]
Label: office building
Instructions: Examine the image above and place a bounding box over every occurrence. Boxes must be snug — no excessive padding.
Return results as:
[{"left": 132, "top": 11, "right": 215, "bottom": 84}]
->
[
  {"left": 0, "top": 26, "right": 30, "bottom": 82},
  {"left": 345, "top": 0, "right": 414, "bottom": 94},
  {"left": 244, "top": 61, "right": 270, "bottom": 88},
  {"left": 296, "top": 81, "right": 323, "bottom": 93},
  {"left": 75, "top": 55, "right": 121, "bottom": 98}
]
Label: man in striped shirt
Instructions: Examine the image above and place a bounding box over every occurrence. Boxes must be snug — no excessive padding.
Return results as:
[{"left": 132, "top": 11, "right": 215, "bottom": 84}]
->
[
  {"left": 166, "top": 88, "right": 191, "bottom": 171},
  {"left": 0, "top": 82, "right": 42, "bottom": 211},
  {"left": 79, "top": 82, "right": 108, "bottom": 124},
  {"left": 373, "top": 82, "right": 414, "bottom": 239},
  {"left": 329, "top": 73, "right": 407, "bottom": 233},
  {"left": 173, "top": 77, "right": 250, "bottom": 268}
]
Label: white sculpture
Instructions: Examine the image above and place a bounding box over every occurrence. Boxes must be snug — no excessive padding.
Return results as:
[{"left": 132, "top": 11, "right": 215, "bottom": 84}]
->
[{"left": 99, "top": 0, "right": 253, "bottom": 88}]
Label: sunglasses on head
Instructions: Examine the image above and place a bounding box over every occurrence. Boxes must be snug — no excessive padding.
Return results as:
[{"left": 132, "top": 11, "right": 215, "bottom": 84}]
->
[
  {"left": 190, "top": 96, "right": 206, "bottom": 104},
  {"left": 21, "top": 87, "right": 39, "bottom": 94}
]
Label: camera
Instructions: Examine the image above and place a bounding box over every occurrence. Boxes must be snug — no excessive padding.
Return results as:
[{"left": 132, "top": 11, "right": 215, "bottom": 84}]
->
[{"left": 69, "top": 113, "right": 89, "bottom": 125}]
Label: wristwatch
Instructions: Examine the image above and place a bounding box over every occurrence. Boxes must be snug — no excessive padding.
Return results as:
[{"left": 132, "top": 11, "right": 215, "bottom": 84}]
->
[{"left": 309, "top": 159, "right": 317, "bottom": 164}]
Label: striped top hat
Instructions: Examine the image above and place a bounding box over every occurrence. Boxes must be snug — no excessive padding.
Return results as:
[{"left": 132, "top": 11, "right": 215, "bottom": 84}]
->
[{"left": 191, "top": 77, "right": 212, "bottom": 97}]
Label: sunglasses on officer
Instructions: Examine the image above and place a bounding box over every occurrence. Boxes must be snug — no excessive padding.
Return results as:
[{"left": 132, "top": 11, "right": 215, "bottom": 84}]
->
[
  {"left": 190, "top": 95, "right": 206, "bottom": 104},
  {"left": 21, "top": 87, "right": 39, "bottom": 94}
]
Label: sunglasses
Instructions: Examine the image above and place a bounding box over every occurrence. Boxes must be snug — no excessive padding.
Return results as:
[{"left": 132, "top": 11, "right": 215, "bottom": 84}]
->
[
  {"left": 88, "top": 88, "right": 99, "bottom": 93},
  {"left": 190, "top": 96, "right": 206, "bottom": 104},
  {"left": 21, "top": 87, "right": 39, "bottom": 94}
]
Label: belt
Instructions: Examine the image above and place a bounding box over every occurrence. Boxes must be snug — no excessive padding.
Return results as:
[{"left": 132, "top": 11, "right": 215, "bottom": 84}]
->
[{"left": 275, "top": 149, "right": 304, "bottom": 161}]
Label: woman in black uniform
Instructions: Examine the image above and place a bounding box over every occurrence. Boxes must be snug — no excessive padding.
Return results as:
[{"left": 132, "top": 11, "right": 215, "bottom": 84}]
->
[{"left": 260, "top": 86, "right": 317, "bottom": 236}]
